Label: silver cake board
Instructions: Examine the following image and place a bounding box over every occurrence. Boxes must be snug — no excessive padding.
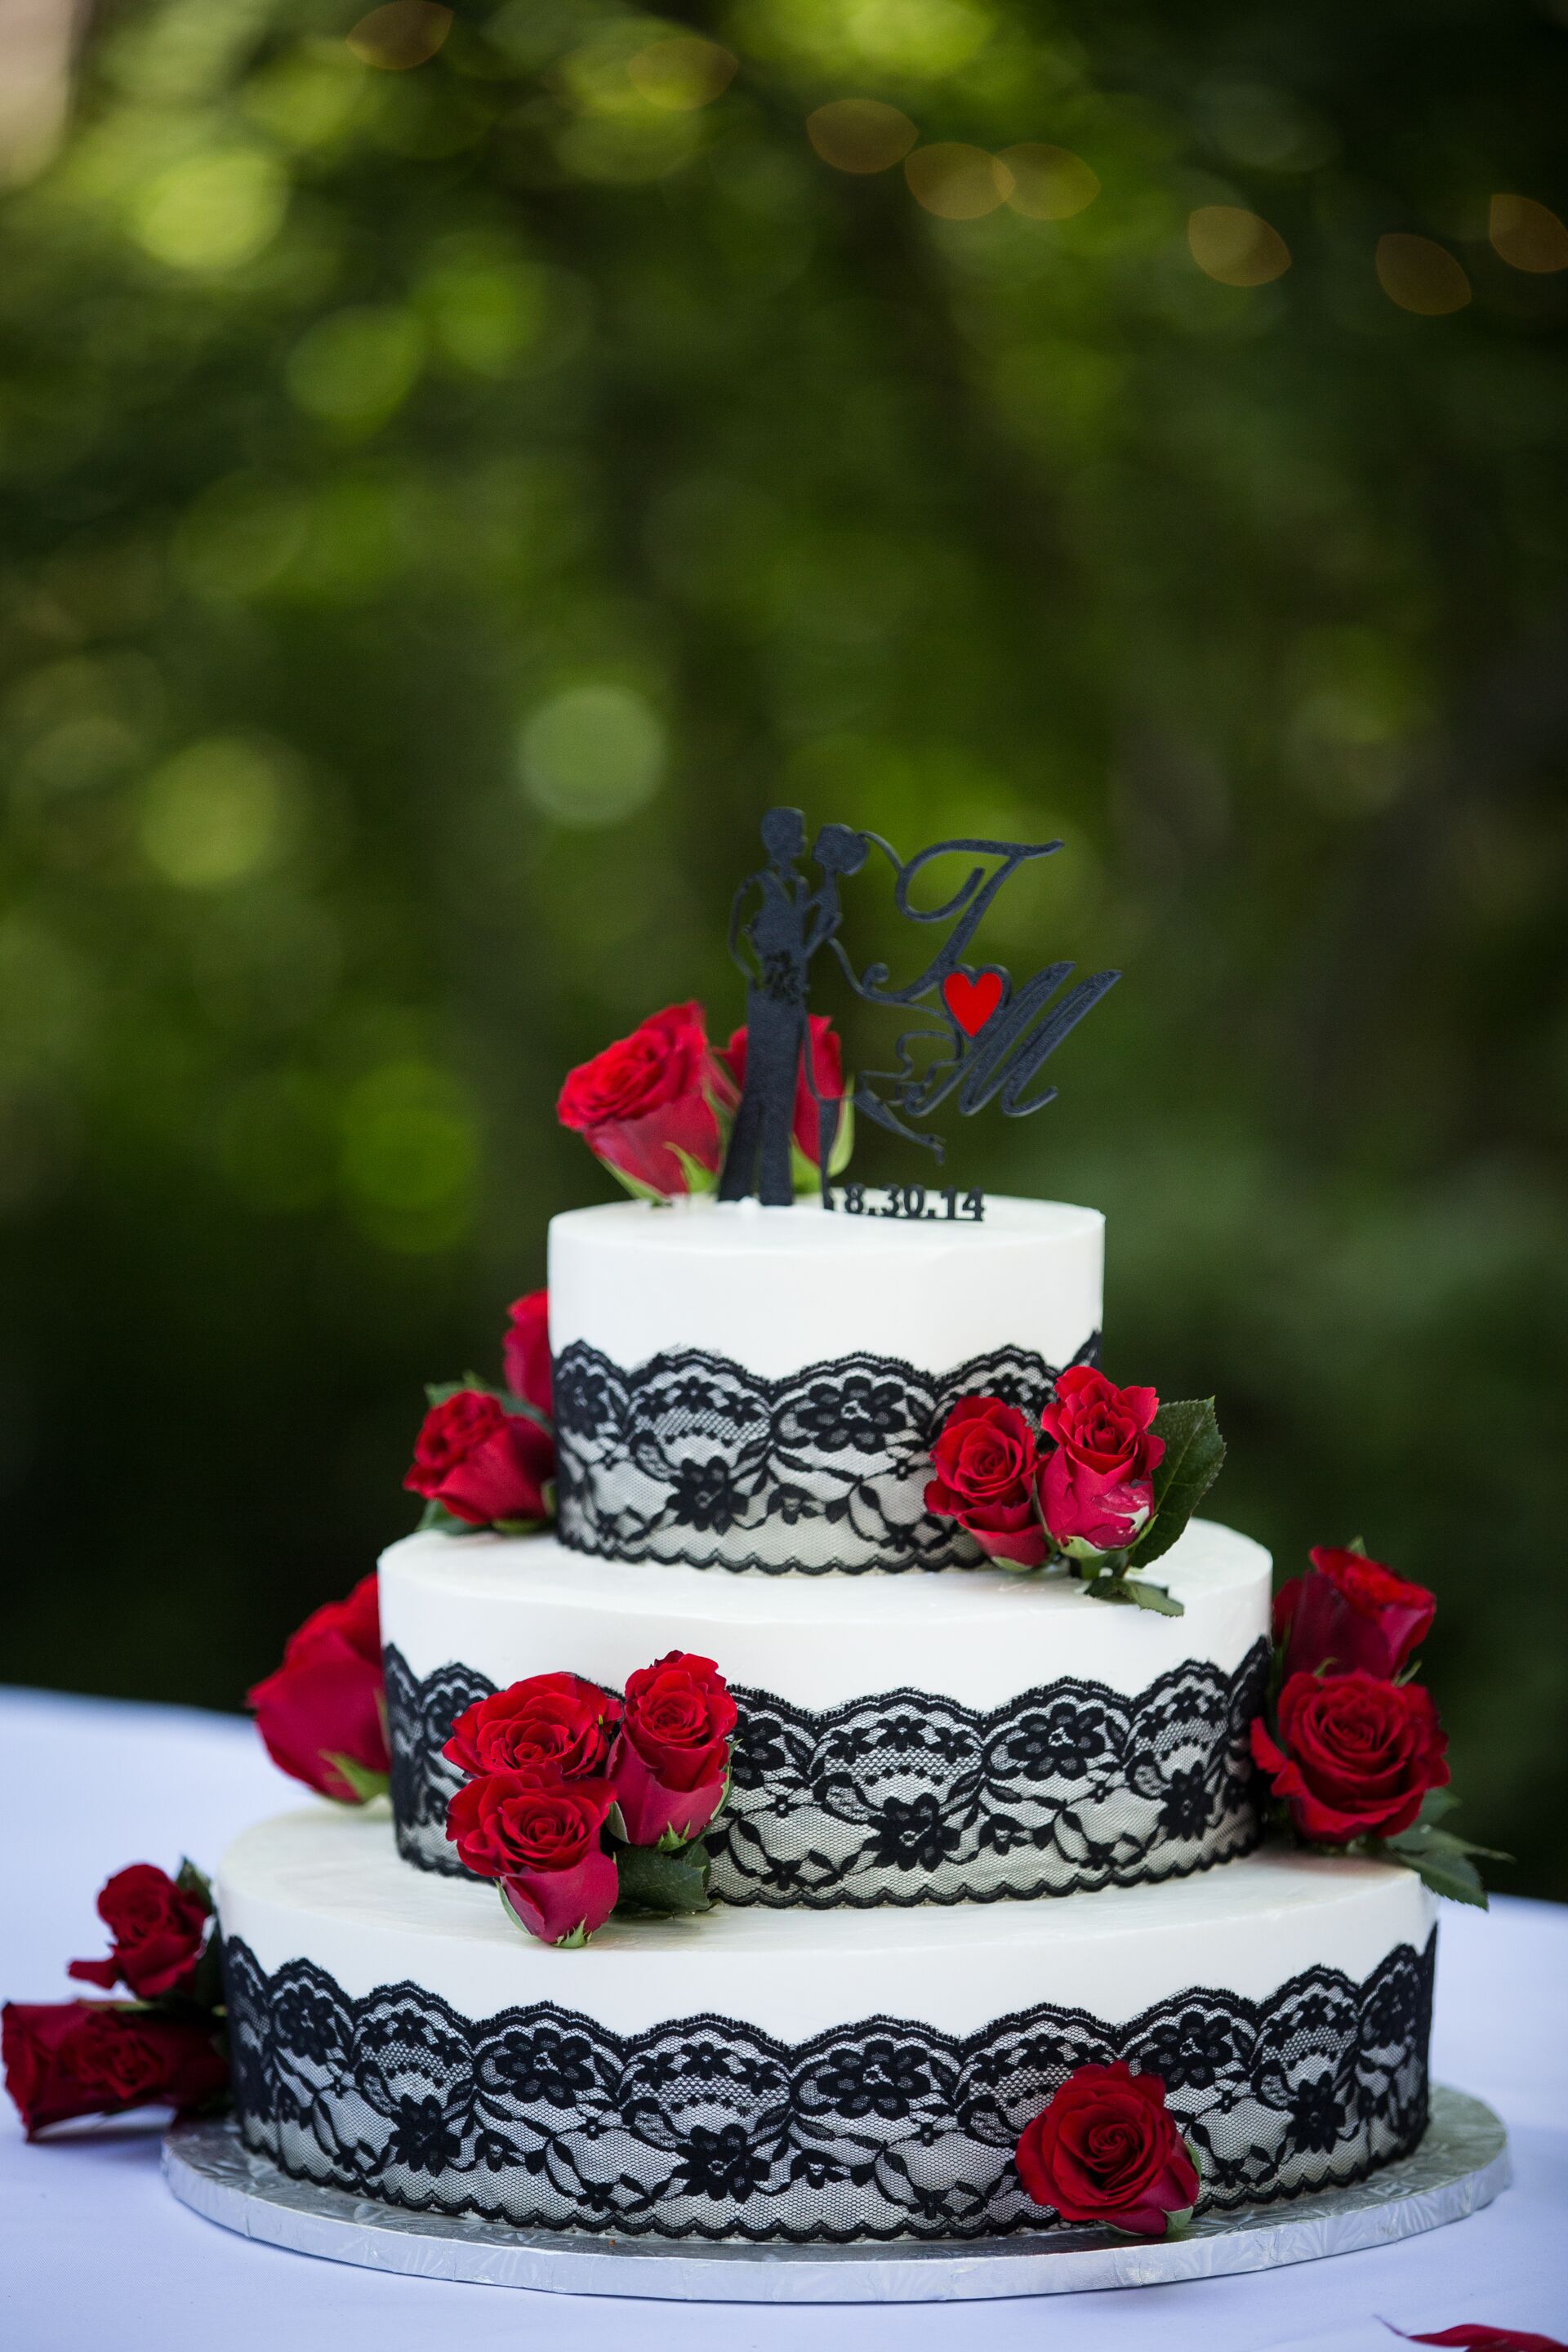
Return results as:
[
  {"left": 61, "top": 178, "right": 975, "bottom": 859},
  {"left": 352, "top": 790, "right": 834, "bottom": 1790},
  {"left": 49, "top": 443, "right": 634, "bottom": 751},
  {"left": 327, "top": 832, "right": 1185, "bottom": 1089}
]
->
[{"left": 163, "top": 2084, "right": 1508, "bottom": 2305}]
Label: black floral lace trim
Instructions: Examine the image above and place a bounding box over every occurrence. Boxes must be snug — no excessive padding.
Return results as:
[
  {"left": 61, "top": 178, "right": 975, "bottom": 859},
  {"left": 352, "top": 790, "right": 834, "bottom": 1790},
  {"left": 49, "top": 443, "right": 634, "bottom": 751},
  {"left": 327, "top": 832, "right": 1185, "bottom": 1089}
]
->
[
  {"left": 222, "top": 1930, "right": 1434, "bottom": 2241},
  {"left": 552, "top": 1334, "right": 1099, "bottom": 1574},
  {"left": 385, "top": 1640, "right": 1270, "bottom": 1905}
]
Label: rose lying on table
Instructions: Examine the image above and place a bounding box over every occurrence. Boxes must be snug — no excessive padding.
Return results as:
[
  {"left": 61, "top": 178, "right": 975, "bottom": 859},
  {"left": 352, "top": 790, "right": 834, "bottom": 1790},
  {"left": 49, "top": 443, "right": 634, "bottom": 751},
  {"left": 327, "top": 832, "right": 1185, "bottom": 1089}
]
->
[
  {"left": 2, "top": 1860, "right": 228, "bottom": 2140},
  {"left": 1016, "top": 2061, "right": 1200, "bottom": 2238},
  {"left": 924, "top": 1366, "right": 1226, "bottom": 1616},
  {"left": 443, "top": 1652, "right": 737, "bottom": 1945},
  {"left": 1252, "top": 1543, "right": 1504, "bottom": 1908}
]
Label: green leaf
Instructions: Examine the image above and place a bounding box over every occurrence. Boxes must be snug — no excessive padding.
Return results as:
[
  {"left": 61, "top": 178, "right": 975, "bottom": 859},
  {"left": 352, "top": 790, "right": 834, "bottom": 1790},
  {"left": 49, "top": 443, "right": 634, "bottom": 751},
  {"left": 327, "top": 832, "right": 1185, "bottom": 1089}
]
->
[
  {"left": 416, "top": 1496, "right": 484, "bottom": 1535},
  {"left": 185, "top": 1927, "right": 226, "bottom": 2016},
  {"left": 1125, "top": 1578, "right": 1186, "bottom": 1616},
  {"left": 492, "top": 1516, "right": 548, "bottom": 1536},
  {"left": 611, "top": 1839, "right": 712, "bottom": 1918},
  {"left": 1084, "top": 1574, "right": 1185, "bottom": 1616},
  {"left": 1125, "top": 1396, "right": 1225, "bottom": 1570},
  {"left": 604, "top": 1160, "right": 673, "bottom": 1205},
  {"left": 321, "top": 1752, "right": 390, "bottom": 1805},
  {"left": 668, "top": 1143, "right": 720, "bottom": 1196},
  {"left": 1404, "top": 1848, "right": 1490, "bottom": 1908},
  {"left": 175, "top": 1858, "right": 214, "bottom": 1912},
  {"left": 827, "top": 1092, "right": 854, "bottom": 1178},
  {"left": 497, "top": 1392, "right": 553, "bottom": 1437}
]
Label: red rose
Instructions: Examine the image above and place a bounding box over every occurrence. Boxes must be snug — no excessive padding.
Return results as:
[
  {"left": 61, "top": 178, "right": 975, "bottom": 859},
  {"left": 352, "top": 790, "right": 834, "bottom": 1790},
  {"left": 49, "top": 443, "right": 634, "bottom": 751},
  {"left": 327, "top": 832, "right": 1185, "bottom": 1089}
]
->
[
  {"left": 924, "top": 1396, "right": 1048, "bottom": 1568},
  {"left": 68, "top": 1864, "right": 210, "bottom": 2001},
  {"left": 556, "top": 1001, "right": 737, "bottom": 1198},
  {"left": 719, "top": 1014, "right": 845, "bottom": 1170},
  {"left": 502, "top": 1290, "right": 552, "bottom": 1419},
  {"left": 612, "top": 1652, "right": 736, "bottom": 1844},
  {"left": 247, "top": 1572, "right": 389, "bottom": 1805},
  {"left": 1016, "top": 2060, "right": 1198, "bottom": 2238},
  {"left": 443, "top": 1673, "right": 620, "bottom": 1782},
  {"left": 2, "top": 2001, "right": 228, "bottom": 2139},
  {"left": 445, "top": 1771, "right": 619, "bottom": 1944},
  {"left": 1251, "top": 1668, "right": 1450, "bottom": 1845},
  {"left": 1037, "top": 1366, "right": 1164, "bottom": 1557},
  {"left": 1275, "top": 1547, "right": 1436, "bottom": 1682},
  {"left": 403, "top": 1388, "right": 555, "bottom": 1529}
]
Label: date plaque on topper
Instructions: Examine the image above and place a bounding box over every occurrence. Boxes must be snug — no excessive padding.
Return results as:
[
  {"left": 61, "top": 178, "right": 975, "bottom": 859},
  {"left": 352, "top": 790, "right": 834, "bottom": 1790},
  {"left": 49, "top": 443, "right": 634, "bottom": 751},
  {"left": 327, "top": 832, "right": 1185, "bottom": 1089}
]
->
[{"left": 717, "top": 807, "right": 1118, "bottom": 1209}]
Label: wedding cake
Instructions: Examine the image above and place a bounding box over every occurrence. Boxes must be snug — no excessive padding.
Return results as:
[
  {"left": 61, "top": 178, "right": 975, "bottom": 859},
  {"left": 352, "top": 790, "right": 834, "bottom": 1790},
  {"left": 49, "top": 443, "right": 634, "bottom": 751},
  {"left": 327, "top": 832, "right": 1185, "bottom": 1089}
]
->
[{"left": 210, "top": 820, "right": 1454, "bottom": 2245}]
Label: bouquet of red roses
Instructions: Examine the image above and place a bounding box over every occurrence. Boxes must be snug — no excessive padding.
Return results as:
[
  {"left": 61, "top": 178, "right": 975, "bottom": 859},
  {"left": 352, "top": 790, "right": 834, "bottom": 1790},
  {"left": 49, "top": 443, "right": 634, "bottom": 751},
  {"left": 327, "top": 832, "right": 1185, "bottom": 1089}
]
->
[
  {"left": 924, "top": 1365, "right": 1226, "bottom": 1618},
  {"left": 442, "top": 1652, "right": 737, "bottom": 1944},
  {"left": 1250, "top": 1543, "right": 1503, "bottom": 1906}
]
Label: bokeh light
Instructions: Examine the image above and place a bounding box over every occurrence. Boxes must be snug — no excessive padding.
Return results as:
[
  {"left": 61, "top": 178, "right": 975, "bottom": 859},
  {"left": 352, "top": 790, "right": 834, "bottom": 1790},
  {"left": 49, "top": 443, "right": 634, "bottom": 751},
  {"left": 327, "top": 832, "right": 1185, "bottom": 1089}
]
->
[
  {"left": 137, "top": 738, "right": 293, "bottom": 889},
  {"left": 1187, "top": 205, "right": 1291, "bottom": 287},
  {"left": 132, "top": 150, "right": 287, "bottom": 272},
  {"left": 626, "top": 38, "right": 737, "bottom": 111},
  {"left": 805, "top": 99, "right": 918, "bottom": 174},
  {"left": 1000, "top": 145, "right": 1099, "bottom": 222},
  {"left": 345, "top": 2, "right": 452, "bottom": 72},
  {"left": 1489, "top": 194, "right": 1568, "bottom": 274},
  {"left": 519, "top": 686, "right": 666, "bottom": 828},
  {"left": 1375, "top": 232, "right": 1471, "bottom": 315},
  {"left": 905, "top": 143, "right": 1010, "bottom": 220}
]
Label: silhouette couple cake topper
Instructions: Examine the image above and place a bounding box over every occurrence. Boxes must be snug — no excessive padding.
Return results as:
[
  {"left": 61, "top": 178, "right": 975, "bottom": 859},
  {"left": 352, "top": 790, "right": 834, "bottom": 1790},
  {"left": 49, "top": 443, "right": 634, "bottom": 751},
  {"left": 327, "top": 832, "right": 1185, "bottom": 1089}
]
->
[{"left": 718, "top": 807, "right": 1118, "bottom": 1209}]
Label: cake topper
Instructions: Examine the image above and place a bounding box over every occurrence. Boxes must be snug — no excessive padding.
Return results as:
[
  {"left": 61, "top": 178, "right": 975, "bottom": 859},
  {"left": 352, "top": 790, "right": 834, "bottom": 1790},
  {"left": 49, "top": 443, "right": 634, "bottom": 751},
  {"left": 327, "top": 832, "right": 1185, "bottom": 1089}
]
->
[{"left": 718, "top": 808, "right": 1118, "bottom": 1208}]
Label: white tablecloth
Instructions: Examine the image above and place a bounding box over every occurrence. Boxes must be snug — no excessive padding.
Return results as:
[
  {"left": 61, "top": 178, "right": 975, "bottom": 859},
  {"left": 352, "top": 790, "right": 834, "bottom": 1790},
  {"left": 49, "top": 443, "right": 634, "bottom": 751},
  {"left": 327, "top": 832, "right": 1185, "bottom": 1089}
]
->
[{"left": 2, "top": 1684, "right": 1564, "bottom": 2352}]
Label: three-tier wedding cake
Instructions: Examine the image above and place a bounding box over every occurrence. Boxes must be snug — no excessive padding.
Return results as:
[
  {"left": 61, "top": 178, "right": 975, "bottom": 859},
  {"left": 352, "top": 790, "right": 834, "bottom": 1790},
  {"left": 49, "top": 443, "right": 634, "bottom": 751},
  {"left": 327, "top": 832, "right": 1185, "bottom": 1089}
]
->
[{"left": 216, "top": 1184, "right": 1436, "bottom": 2240}]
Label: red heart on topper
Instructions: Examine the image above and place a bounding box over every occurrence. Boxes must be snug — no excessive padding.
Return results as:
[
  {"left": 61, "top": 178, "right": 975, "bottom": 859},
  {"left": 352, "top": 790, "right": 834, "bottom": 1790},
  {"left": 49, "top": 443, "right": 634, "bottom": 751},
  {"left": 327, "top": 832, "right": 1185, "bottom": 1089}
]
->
[{"left": 942, "top": 967, "right": 1006, "bottom": 1037}]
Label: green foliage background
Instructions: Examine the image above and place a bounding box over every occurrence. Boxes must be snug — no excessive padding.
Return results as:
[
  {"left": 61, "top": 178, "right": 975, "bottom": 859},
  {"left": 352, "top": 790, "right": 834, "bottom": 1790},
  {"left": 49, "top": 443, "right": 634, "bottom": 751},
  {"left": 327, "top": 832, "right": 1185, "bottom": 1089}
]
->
[{"left": 2, "top": 0, "right": 1564, "bottom": 1893}]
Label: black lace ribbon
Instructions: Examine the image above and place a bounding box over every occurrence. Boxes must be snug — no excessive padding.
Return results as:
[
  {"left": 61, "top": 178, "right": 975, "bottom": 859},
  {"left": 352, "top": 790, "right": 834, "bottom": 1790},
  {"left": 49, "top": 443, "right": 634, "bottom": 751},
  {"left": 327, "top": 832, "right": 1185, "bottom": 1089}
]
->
[
  {"left": 385, "top": 1641, "right": 1272, "bottom": 1905},
  {"left": 222, "top": 1929, "right": 1435, "bottom": 2240},
  {"left": 552, "top": 1335, "right": 1099, "bottom": 1573}
]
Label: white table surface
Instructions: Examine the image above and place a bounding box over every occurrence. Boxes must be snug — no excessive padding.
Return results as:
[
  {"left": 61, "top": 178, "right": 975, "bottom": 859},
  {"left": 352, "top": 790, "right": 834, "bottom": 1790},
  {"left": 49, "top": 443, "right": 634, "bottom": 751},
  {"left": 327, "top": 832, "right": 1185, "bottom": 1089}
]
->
[{"left": 2, "top": 1683, "right": 1564, "bottom": 2352}]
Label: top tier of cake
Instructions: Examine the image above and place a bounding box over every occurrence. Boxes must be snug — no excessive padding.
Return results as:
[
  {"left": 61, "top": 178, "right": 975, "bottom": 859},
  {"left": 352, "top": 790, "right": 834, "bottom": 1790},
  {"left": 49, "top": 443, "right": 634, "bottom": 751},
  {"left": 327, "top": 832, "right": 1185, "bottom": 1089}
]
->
[{"left": 550, "top": 1194, "right": 1103, "bottom": 1575}]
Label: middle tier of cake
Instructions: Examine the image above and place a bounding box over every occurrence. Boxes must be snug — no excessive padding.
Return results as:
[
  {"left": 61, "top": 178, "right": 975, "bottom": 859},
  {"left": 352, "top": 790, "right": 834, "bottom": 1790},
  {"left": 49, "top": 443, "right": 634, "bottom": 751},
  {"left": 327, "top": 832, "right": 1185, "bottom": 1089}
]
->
[{"left": 381, "top": 1518, "right": 1272, "bottom": 1908}]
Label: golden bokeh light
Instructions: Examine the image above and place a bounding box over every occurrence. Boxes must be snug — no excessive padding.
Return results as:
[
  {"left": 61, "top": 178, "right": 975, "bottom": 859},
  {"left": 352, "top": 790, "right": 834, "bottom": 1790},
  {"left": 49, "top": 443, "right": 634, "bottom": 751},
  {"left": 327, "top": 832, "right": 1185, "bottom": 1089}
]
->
[
  {"left": 345, "top": 2, "right": 452, "bottom": 72},
  {"left": 1490, "top": 194, "right": 1568, "bottom": 274},
  {"left": 805, "top": 99, "right": 918, "bottom": 175},
  {"left": 1187, "top": 205, "right": 1291, "bottom": 287},
  {"left": 999, "top": 145, "right": 1099, "bottom": 222},
  {"left": 905, "top": 144, "right": 1011, "bottom": 221},
  {"left": 1375, "top": 233, "right": 1471, "bottom": 316},
  {"left": 626, "top": 38, "right": 738, "bottom": 112}
]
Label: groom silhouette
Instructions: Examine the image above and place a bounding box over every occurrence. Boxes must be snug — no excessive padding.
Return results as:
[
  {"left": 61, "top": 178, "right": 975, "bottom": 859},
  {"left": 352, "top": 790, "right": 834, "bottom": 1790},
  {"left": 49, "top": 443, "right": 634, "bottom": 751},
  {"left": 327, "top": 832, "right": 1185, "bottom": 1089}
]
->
[{"left": 719, "top": 809, "right": 865, "bottom": 1206}]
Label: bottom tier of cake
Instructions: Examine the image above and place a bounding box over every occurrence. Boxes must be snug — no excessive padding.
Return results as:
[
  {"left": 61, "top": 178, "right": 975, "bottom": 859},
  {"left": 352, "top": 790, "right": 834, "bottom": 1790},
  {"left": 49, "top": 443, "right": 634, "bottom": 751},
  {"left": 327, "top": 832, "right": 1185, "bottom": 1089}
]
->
[{"left": 217, "top": 1808, "right": 1436, "bottom": 2243}]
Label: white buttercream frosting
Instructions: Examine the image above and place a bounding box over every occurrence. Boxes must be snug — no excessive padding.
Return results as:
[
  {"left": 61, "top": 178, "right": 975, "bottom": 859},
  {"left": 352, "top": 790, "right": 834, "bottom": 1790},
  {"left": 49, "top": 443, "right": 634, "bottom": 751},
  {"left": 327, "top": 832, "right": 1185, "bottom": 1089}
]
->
[
  {"left": 546, "top": 1193, "right": 1104, "bottom": 1378},
  {"left": 218, "top": 1806, "right": 1433, "bottom": 2042},
  {"left": 378, "top": 1517, "right": 1271, "bottom": 1711}
]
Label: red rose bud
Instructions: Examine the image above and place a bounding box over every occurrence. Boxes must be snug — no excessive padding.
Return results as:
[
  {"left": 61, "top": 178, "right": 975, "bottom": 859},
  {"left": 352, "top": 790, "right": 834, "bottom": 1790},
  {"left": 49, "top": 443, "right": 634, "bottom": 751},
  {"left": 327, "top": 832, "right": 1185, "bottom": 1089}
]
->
[
  {"left": 621, "top": 1652, "right": 737, "bottom": 1792},
  {"left": 720, "top": 1013, "right": 845, "bottom": 1170},
  {"left": 556, "top": 1001, "right": 737, "bottom": 1199},
  {"left": 2, "top": 2001, "right": 228, "bottom": 2139},
  {"left": 610, "top": 1734, "right": 728, "bottom": 1846},
  {"left": 403, "top": 1388, "right": 555, "bottom": 1528},
  {"left": 1016, "top": 2061, "right": 1199, "bottom": 2238},
  {"left": 1274, "top": 1547, "right": 1437, "bottom": 1682},
  {"left": 247, "top": 1572, "right": 389, "bottom": 1805},
  {"left": 443, "top": 1673, "right": 620, "bottom": 1783},
  {"left": 1251, "top": 1668, "right": 1450, "bottom": 1846},
  {"left": 446, "top": 1773, "right": 620, "bottom": 1944},
  {"left": 68, "top": 1864, "right": 210, "bottom": 2001},
  {"left": 924, "top": 1396, "right": 1049, "bottom": 1569},
  {"left": 501, "top": 1290, "right": 552, "bottom": 1418},
  {"left": 1036, "top": 1366, "right": 1164, "bottom": 1558}
]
